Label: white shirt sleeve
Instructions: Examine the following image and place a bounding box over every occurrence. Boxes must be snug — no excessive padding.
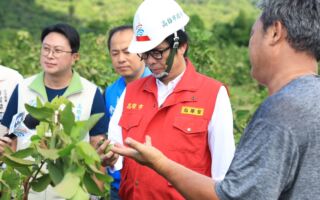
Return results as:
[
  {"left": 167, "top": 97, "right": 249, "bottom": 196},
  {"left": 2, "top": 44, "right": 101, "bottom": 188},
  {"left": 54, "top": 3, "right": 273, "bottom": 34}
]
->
[
  {"left": 107, "top": 89, "right": 126, "bottom": 171},
  {"left": 208, "top": 86, "right": 235, "bottom": 181}
]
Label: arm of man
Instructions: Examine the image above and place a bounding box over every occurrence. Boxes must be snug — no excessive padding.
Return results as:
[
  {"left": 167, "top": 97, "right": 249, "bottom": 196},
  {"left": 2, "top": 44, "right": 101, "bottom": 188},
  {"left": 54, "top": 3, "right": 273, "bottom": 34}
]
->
[
  {"left": 89, "top": 88, "right": 109, "bottom": 147},
  {"left": 102, "top": 89, "right": 125, "bottom": 170},
  {"left": 112, "top": 136, "right": 220, "bottom": 200},
  {"left": 88, "top": 88, "right": 111, "bottom": 190},
  {"left": 1, "top": 85, "right": 18, "bottom": 131},
  {"left": 89, "top": 87, "right": 111, "bottom": 146},
  {"left": 208, "top": 86, "right": 235, "bottom": 181},
  {"left": 0, "top": 85, "right": 19, "bottom": 155}
]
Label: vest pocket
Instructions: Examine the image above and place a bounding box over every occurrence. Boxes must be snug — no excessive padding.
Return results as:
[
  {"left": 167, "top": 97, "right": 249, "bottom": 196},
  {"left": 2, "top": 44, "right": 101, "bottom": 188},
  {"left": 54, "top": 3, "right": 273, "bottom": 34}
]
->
[
  {"left": 173, "top": 115, "right": 208, "bottom": 134},
  {"left": 119, "top": 112, "right": 142, "bottom": 131},
  {"left": 168, "top": 116, "right": 208, "bottom": 153}
]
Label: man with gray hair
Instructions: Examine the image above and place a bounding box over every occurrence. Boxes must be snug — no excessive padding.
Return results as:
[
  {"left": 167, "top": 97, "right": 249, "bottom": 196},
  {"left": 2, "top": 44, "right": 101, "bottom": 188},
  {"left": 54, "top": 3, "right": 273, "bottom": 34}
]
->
[{"left": 110, "top": 0, "right": 320, "bottom": 199}]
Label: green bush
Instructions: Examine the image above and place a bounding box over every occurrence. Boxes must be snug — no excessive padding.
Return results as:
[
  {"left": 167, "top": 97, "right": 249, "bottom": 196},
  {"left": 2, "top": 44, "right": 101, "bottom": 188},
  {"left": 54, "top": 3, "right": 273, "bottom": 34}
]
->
[
  {"left": 211, "top": 9, "right": 256, "bottom": 46},
  {"left": 0, "top": 97, "right": 112, "bottom": 199}
]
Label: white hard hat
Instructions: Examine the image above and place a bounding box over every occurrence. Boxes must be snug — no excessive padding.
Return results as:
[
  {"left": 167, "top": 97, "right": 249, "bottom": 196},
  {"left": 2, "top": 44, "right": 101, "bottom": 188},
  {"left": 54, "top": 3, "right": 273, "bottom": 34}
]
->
[{"left": 128, "top": 0, "right": 190, "bottom": 53}]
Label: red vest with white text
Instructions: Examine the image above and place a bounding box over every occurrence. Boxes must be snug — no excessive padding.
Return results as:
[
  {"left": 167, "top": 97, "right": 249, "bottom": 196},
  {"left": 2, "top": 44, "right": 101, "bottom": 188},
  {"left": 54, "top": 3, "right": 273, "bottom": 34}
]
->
[{"left": 119, "top": 59, "right": 222, "bottom": 200}]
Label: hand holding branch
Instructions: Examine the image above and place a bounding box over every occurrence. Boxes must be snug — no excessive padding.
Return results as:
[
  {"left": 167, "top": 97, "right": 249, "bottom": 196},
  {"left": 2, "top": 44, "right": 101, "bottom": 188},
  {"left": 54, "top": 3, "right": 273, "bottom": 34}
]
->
[
  {"left": 111, "top": 135, "right": 167, "bottom": 172},
  {"left": 97, "top": 139, "right": 119, "bottom": 167},
  {"left": 0, "top": 136, "right": 13, "bottom": 155}
]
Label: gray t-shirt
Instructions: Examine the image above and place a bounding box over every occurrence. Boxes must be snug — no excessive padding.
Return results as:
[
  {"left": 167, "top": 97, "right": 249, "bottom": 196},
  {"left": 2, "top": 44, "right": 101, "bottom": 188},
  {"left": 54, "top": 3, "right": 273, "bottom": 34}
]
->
[{"left": 216, "top": 75, "right": 320, "bottom": 200}]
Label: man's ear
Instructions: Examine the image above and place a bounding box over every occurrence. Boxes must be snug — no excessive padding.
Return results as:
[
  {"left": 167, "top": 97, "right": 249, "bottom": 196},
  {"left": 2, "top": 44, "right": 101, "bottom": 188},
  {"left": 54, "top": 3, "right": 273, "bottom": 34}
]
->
[
  {"left": 268, "top": 21, "right": 287, "bottom": 46},
  {"left": 178, "top": 43, "right": 188, "bottom": 55},
  {"left": 72, "top": 53, "right": 80, "bottom": 64}
]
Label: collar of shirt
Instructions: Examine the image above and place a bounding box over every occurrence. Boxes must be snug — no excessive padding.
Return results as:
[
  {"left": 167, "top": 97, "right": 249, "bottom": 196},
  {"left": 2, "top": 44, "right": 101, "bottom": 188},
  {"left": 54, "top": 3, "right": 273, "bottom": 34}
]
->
[
  {"left": 0, "top": 66, "right": 11, "bottom": 81},
  {"left": 0, "top": 73, "right": 6, "bottom": 81},
  {"left": 156, "top": 70, "right": 185, "bottom": 107}
]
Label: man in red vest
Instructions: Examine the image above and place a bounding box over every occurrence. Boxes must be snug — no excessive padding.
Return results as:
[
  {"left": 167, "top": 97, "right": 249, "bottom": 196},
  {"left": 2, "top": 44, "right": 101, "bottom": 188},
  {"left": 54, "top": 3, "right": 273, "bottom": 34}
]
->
[
  {"left": 111, "top": 0, "right": 320, "bottom": 200},
  {"left": 106, "top": 0, "right": 235, "bottom": 199}
]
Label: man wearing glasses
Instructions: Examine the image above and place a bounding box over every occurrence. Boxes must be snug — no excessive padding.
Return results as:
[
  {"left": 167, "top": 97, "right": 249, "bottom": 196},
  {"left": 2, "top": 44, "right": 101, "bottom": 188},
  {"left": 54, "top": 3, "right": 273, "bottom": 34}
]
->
[
  {"left": 104, "top": 25, "right": 151, "bottom": 200},
  {"left": 0, "top": 23, "right": 108, "bottom": 199},
  {"left": 106, "top": 0, "right": 235, "bottom": 199}
]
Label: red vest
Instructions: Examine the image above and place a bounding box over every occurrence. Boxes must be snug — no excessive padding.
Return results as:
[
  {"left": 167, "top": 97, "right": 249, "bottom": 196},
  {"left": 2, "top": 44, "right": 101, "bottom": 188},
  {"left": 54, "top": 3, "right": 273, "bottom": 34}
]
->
[{"left": 119, "top": 59, "right": 222, "bottom": 200}]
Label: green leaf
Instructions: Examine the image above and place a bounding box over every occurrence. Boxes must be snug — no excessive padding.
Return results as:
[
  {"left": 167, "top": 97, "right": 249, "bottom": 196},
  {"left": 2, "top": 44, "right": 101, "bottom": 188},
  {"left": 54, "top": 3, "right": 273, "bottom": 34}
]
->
[
  {"left": 37, "top": 147, "right": 59, "bottom": 160},
  {"left": 36, "top": 122, "right": 49, "bottom": 138},
  {"left": 30, "top": 174, "right": 51, "bottom": 192},
  {"left": 95, "top": 172, "right": 113, "bottom": 184},
  {"left": 71, "top": 113, "right": 103, "bottom": 141},
  {"left": 83, "top": 172, "right": 103, "bottom": 195},
  {"left": 36, "top": 97, "right": 43, "bottom": 107},
  {"left": 70, "top": 122, "right": 87, "bottom": 141},
  {"left": 70, "top": 186, "right": 89, "bottom": 200},
  {"left": 0, "top": 188, "right": 11, "bottom": 200},
  {"left": 2, "top": 161, "right": 32, "bottom": 177},
  {"left": 57, "top": 130, "right": 72, "bottom": 145},
  {"left": 3, "top": 154, "right": 35, "bottom": 166},
  {"left": 76, "top": 142, "right": 100, "bottom": 165},
  {"left": 25, "top": 103, "right": 53, "bottom": 121},
  {"left": 53, "top": 172, "right": 80, "bottom": 198},
  {"left": 14, "top": 165, "right": 32, "bottom": 176},
  {"left": 47, "top": 160, "right": 64, "bottom": 185},
  {"left": 3, "top": 146, "right": 14, "bottom": 154},
  {"left": 88, "top": 164, "right": 103, "bottom": 174},
  {"left": 2, "top": 167, "right": 20, "bottom": 190},
  {"left": 69, "top": 163, "right": 86, "bottom": 178},
  {"left": 30, "top": 135, "right": 42, "bottom": 143},
  {"left": 11, "top": 147, "right": 34, "bottom": 158},
  {"left": 47, "top": 96, "right": 71, "bottom": 110},
  {"left": 58, "top": 144, "right": 75, "bottom": 157},
  {"left": 104, "top": 144, "right": 114, "bottom": 154},
  {"left": 84, "top": 113, "right": 104, "bottom": 132},
  {"left": 60, "top": 102, "right": 75, "bottom": 134}
]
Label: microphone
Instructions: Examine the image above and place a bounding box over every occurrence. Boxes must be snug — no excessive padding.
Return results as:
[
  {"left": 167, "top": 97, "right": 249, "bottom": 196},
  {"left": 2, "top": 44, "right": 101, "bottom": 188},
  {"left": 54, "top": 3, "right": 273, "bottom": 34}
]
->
[
  {"left": 23, "top": 114, "right": 40, "bottom": 130},
  {"left": 5, "top": 112, "right": 40, "bottom": 139},
  {"left": 4, "top": 132, "right": 17, "bottom": 139}
]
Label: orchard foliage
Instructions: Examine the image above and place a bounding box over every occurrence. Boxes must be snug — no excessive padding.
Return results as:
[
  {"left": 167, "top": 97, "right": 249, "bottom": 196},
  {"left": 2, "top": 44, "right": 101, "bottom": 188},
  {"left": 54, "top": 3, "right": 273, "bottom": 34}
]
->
[
  {"left": 0, "top": 97, "right": 112, "bottom": 199},
  {"left": 0, "top": 0, "right": 266, "bottom": 142}
]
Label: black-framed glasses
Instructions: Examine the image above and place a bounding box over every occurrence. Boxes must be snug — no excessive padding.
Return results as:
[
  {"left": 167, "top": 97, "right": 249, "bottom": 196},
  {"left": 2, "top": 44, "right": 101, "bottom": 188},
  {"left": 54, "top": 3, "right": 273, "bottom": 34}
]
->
[
  {"left": 41, "top": 46, "right": 73, "bottom": 58},
  {"left": 138, "top": 46, "right": 171, "bottom": 61}
]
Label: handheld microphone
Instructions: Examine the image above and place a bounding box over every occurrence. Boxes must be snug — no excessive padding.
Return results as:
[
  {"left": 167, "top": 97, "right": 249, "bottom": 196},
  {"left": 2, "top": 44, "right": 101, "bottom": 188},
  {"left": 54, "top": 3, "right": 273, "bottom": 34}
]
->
[
  {"left": 23, "top": 114, "right": 40, "bottom": 130},
  {"left": 4, "top": 132, "right": 17, "bottom": 139},
  {"left": 5, "top": 112, "right": 40, "bottom": 139}
]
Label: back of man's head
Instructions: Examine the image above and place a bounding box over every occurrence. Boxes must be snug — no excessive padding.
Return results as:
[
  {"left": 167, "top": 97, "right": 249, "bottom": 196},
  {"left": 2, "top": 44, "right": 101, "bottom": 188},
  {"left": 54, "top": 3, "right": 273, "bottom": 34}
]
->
[{"left": 258, "top": 0, "right": 320, "bottom": 61}]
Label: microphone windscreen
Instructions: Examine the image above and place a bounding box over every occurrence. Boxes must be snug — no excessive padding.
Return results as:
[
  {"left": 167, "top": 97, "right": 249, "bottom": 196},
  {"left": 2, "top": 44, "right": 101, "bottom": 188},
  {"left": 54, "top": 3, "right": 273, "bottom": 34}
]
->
[{"left": 23, "top": 114, "right": 40, "bottom": 130}]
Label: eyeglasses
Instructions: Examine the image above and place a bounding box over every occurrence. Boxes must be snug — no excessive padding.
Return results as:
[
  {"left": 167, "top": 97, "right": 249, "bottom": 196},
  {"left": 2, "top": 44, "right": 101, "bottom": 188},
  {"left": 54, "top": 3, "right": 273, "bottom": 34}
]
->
[
  {"left": 138, "top": 46, "right": 170, "bottom": 61},
  {"left": 41, "top": 46, "right": 73, "bottom": 58}
]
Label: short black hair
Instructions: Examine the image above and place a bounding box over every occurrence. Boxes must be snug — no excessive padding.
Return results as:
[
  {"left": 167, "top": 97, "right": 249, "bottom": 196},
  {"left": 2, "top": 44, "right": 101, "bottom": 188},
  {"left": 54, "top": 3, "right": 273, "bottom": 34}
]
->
[
  {"left": 164, "top": 29, "right": 189, "bottom": 57},
  {"left": 41, "top": 23, "right": 80, "bottom": 53},
  {"left": 107, "top": 25, "right": 133, "bottom": 50},
  {"left": 259, "top": 0, "right": 320, "bottom": 61}
]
